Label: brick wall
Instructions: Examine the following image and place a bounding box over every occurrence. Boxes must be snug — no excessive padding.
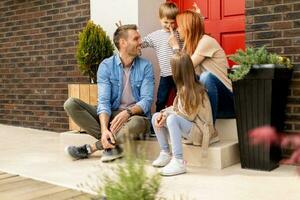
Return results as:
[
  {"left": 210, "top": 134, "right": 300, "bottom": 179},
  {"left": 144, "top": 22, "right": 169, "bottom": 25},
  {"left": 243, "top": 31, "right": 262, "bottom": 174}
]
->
[
  {"left": 246, "top": 0, "right": 300, "bottom": 132},
  {"left": 0, "top": 0, "right": 90, "bottom": 132}
]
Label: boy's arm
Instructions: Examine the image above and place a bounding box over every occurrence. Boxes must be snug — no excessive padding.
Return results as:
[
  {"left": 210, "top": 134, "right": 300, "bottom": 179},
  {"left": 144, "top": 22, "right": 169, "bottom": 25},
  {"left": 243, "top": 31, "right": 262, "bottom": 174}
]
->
[{"left": 141, "top": 34, "right": 155, "bottom": 49}]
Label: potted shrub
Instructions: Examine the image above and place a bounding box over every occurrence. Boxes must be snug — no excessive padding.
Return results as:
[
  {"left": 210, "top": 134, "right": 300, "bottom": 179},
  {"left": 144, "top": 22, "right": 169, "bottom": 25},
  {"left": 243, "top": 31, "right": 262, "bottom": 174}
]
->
[
  {"left": 229, "top": 46, "right": 293, "bottom": 171},
  {"left": 76, "top": 20, "right": 114, "bottom": 83},
  {"left": 68, "top": 21, "right": 114, "bottom": 131}
]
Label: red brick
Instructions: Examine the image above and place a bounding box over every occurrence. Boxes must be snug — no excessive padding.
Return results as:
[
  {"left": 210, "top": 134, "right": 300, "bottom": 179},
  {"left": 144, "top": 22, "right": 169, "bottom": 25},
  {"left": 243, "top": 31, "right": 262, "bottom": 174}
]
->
[{"left": 0, "top": 0, "right": 90, "bottom": 132}]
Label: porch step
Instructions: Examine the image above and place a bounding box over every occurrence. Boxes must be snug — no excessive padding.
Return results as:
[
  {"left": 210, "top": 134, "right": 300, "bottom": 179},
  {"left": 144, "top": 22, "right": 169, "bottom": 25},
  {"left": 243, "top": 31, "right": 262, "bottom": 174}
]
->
[
  {"left": 215, "top": 119, "right": 238, "bottom": 141},
  {"left": 60, "top": 119, "right": 239, "bottom": 169}
]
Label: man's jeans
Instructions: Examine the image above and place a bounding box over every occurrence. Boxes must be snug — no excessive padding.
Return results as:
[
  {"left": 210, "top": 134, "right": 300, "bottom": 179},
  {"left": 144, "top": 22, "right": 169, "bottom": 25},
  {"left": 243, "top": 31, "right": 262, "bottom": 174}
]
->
[
  {"left": 64, "top": 97, "right": 150, "bottom": 143},
  {"left": 156, "top": 76, "right": 176, "bottom": 112},
  {"left": 199, "top": 71, "right": 235, "bottom": 123}
]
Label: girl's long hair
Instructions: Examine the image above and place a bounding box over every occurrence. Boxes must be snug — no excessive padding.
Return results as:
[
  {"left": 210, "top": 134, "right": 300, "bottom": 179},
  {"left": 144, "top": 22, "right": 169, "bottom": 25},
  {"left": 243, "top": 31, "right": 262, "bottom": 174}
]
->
[
  {"left": 176, "top": 10, "right": 205, "bottom": 55},
  {"left": 171, "top": 52, "right": 206, "bottom": 115}
]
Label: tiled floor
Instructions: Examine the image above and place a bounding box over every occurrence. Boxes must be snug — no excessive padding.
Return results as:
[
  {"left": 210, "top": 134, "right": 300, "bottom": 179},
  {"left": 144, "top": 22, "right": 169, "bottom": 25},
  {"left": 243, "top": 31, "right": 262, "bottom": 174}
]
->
[{"left": 0, "top": 124, "right": 299, "bottom": 200}]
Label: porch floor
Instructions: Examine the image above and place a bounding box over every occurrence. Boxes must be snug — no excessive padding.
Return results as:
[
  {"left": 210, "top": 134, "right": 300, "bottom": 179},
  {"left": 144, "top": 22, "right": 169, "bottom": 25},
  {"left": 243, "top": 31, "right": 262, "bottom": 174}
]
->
[
  {"left": 0, "top": 124, "right": 299, "bottom": 200},
  {"left": 0, "top": 171, "right": 93, "bottom": 200}
]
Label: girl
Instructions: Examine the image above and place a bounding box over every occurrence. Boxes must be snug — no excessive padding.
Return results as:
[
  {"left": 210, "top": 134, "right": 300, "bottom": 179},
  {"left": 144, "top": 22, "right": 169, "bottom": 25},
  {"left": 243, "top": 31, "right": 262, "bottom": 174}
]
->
[{"left": 151, "top": 52, "right": 218, "bottom": 176}]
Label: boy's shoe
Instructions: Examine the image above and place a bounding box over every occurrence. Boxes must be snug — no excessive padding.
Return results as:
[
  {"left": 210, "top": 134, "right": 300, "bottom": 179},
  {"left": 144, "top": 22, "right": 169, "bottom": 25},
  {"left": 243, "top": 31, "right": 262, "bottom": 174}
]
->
[
  {"left": 160, "top": 157, "right": 186, "bottom": 176},
  {"left": 152, "top": 151, "right": 171, "bottom": 167},
  {"left": 101, "top": 146, "right": 123, "bottom": 162},
  {"left": 65, "top": 144, "right": 91, "bottom": 160}
]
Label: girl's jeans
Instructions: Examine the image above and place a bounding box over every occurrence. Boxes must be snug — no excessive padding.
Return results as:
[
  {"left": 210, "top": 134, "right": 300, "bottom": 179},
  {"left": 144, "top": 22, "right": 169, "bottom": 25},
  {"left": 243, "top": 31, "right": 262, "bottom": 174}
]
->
[{"left": 152, "top": 113, "right": 192, "bottom": 159}]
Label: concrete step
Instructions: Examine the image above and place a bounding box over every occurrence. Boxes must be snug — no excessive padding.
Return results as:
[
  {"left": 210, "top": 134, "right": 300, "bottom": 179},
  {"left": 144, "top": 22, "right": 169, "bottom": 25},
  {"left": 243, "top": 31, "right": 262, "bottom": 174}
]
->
[
  {"left": 215, "top": 119, "right": 238, "bottom": 141},
  {"left": 132, "top": 139, "right": 239, "bottom": 169},
  {"left": 60, "top": 118, "right": 240, "bottom": 169}
]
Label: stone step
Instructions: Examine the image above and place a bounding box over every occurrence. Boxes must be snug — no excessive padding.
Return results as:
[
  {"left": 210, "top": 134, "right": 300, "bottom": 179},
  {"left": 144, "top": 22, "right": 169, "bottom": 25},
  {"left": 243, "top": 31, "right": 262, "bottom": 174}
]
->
[
  {"left": 60, "top": 122, "right": 240, "bottom": 169},
  {"left": 131, "top": 139, "right": 239, "bottom": 169},
  {"left": 215, "top": 119, "right": 238, "bottom": 141}
]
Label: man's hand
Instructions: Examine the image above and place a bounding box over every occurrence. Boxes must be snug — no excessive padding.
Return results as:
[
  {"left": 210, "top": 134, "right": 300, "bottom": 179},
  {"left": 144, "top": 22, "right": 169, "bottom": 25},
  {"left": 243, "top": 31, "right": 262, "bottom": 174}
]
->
[
  {"left": 101, "top": 129, "right": 116, "bottom": 149},
  {"left": 168, "top": 26, "right": 180, "bottom": 50},
  {"left": 154, "top": 112, "right": 166, "bottom": 128},
  {"left": 110, "top": 110, "right": 130, "bottom": 134}
]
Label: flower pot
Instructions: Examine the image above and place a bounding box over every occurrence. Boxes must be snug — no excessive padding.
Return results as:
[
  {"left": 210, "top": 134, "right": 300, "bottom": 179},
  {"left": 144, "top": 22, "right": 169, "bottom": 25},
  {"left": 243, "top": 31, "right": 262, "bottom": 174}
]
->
[
  {"left": 232, "top": 66, "right": 293, "bottom": 171},
  {"left": 68, "top": 84, "right": 97, "bottom": 131}
]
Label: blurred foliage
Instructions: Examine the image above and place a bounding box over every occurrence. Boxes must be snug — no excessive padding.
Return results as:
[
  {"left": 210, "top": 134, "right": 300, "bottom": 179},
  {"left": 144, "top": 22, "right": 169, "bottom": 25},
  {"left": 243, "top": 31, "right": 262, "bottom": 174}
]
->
[{"left": 93, "top": 155, "right": 161, "bottom": 200}]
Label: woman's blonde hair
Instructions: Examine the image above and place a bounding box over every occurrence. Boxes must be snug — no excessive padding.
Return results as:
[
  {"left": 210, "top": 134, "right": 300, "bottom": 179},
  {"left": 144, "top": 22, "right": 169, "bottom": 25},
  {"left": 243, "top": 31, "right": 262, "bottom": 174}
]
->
[
  {"left": 176, "top": 10, "right": 205, "bottom": 55},
  {"left": 171, "top": 52, "right": 206, "bottom": 115}
]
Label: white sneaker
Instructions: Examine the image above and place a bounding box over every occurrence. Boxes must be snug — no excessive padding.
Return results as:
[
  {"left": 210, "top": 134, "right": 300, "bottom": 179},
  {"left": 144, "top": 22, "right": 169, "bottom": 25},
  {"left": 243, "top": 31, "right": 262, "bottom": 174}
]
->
[
  {"left": 152, "top": 151, "right": 171, "bottom": 167},
  {"left": 160, "top": 157, "right": 186, "bottom": 176}
]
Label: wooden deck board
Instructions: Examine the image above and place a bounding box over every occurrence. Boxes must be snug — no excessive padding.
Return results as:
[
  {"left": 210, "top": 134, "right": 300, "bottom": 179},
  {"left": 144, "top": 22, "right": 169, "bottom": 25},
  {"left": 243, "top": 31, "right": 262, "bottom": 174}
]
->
[
  {"left": 0, "top": 176, "right": 28, "bottom": 185},
  {"left": 0, "top": 173, "right": 18, "bottom": 180},
  {"left": 0, "top": 171, "right": 94, "bottom": 200}
]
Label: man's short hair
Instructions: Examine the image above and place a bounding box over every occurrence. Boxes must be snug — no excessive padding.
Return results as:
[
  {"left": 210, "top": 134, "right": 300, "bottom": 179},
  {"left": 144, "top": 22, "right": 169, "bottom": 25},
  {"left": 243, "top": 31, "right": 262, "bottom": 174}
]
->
[
  {"left": 113, "top": 24, "right": 137, "bottom": 50},
  {"left": 159, "top": 2, "right": 179, "bottom": 20}
]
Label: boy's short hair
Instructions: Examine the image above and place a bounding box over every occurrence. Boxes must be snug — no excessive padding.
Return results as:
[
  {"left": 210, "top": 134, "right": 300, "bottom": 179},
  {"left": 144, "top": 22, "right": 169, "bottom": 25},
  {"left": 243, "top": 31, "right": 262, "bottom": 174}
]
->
[
  {"left": 159, "top": 2, "right": 179, "bottom": 19},
  {"left": 113, "top": 24, "right": 137, "bottom": 50}
]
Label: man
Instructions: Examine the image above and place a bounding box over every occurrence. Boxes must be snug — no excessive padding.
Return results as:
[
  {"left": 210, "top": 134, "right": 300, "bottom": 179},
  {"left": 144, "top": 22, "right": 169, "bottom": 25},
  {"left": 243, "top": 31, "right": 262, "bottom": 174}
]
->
[{"left": 64, "top": 24, "right": 154, "bottom": 162}]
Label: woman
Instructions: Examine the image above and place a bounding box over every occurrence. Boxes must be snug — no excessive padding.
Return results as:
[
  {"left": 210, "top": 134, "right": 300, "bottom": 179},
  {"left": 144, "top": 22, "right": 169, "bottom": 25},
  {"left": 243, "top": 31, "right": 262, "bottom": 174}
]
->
[
  {"left": 151, "top": 52, "right": 218, "bottom": 176},
  {"left": 169, "top": 10, "right": 235, "bottom": 123}
]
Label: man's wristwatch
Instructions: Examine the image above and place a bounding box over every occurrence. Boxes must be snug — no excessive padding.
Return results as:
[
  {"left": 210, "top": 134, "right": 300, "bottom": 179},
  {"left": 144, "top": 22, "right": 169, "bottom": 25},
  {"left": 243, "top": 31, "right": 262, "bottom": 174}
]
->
[{"left": 126, "top": 108, "right": 133, "bottom": 117}]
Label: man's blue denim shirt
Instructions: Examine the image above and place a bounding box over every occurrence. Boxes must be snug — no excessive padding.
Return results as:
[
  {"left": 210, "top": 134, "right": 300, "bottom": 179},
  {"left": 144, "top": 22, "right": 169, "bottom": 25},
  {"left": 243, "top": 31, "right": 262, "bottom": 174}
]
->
[{"left": 96, "top": 54, "right": 154, "bottom": 119}]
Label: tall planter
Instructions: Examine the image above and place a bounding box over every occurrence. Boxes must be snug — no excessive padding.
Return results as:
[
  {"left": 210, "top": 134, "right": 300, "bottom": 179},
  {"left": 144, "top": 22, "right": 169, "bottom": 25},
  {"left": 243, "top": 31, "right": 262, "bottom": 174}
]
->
[{"left": 233, "top": 66, "right": 293, "bottom": 171}]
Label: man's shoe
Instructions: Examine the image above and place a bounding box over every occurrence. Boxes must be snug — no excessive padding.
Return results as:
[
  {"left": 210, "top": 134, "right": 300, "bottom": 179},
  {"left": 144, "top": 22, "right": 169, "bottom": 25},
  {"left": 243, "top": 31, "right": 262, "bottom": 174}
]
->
[
  {"left": 152, "top": 151, "right": 171, "bottom": 167},
  {"left": 101, "top": 146, "right": 123, "bottom": 162},
  {"left": 65, "top": 144, "right": 91, "bottom": 160},
  {"left": 160, "top": 157, "right": 186, "bottom": 176}
]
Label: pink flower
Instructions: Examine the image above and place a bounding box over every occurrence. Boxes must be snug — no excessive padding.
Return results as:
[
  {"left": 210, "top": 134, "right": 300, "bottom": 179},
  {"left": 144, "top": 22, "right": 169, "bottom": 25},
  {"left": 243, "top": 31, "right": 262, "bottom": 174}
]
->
[
  {"left": 249, "top": 126, "right": 300, "bottom": 174},
  {"left": 249, "top": 126, "right": 279, "bottom": 145}
]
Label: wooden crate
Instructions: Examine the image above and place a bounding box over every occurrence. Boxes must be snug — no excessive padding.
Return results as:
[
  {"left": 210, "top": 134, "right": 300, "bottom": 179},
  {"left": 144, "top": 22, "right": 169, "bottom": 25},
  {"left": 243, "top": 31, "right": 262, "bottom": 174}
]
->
[{"left": 68, "top": 84, "right": 98, "bottom": 131}]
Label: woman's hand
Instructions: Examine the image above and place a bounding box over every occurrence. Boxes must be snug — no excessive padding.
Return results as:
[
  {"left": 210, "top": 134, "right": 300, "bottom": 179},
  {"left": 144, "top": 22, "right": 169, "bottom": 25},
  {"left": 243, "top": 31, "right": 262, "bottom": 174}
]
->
[
  {"left": 168, "top": 26, "right": 180, "bottom": 50},
  {"left": 154, "top": 112, "right": 167, "bottom": 128}
]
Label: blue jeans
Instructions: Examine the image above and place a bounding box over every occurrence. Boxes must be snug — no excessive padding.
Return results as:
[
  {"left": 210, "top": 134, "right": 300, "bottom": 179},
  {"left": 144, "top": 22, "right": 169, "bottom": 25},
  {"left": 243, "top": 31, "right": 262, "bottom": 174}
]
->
[
  {"left": 199, "top": 72, "right": 235, "bottom": 123},
  {"left": 152, "top": 113, "right": 192, "bottom": 159},
  {"left": 156, "top": 76, "right": 176, "bottom": 112}
]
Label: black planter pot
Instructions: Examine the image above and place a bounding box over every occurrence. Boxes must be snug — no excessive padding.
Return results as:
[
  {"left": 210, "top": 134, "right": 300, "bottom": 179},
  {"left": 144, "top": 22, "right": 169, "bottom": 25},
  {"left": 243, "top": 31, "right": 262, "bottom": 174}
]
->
[{"left": 232, "top": 66, "right": 293, "bottom": 171}]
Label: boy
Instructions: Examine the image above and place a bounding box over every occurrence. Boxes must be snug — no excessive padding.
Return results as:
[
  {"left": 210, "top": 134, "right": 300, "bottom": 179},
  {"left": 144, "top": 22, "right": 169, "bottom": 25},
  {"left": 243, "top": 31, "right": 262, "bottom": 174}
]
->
[{"left": 141, "top": 2, "right": 181, "bottom": 112}]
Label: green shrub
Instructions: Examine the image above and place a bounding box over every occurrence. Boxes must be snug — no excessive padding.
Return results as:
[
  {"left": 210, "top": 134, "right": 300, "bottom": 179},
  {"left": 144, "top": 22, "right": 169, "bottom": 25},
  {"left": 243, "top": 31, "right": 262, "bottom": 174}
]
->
[
  {"left": 76, "top": 20, "right": 114, "bottom": 83},
  {"left": 94, "top": 155, "right": 161, "bottom": 200},
  {"left": 228, "top": 46, "right": 293, "bottom": 81}
]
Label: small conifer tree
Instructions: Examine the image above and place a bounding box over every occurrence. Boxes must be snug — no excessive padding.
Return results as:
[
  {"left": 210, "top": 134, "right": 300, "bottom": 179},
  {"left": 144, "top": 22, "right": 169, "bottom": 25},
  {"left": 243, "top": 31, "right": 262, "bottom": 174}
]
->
[{"left": 76, "top": 20, "right": 114, "bottom": 83}]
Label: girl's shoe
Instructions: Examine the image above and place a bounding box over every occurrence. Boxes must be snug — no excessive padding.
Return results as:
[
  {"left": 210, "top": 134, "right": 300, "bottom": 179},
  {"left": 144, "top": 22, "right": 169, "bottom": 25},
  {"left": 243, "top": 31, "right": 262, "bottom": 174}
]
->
[
  {"left": 152, "top": 151, "right": 171, "bottom": 167},
  {"left": 160, "top": 157, "right": 186, "bottom": 176}
]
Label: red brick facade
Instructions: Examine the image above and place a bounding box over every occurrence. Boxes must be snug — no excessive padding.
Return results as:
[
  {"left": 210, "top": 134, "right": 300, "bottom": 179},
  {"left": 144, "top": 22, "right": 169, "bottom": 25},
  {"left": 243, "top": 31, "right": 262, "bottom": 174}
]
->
[
  {"left": 0, "top": 0, "right": 90, "bottom": 132},
  {"left": 246, "top": 0, "right": 300, "bottom": 132}
]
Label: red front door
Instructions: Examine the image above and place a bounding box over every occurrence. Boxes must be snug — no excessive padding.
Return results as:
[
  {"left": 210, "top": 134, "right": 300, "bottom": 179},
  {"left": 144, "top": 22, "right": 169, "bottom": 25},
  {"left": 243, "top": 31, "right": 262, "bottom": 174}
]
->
[{"left": 171, "top": 0, "right": 245, "bottom": 66}]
